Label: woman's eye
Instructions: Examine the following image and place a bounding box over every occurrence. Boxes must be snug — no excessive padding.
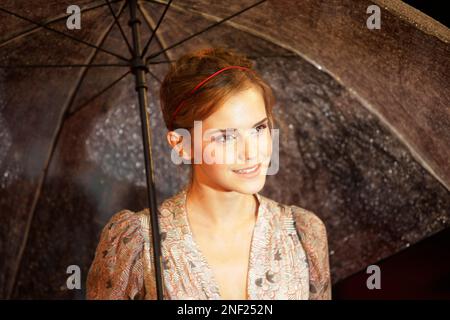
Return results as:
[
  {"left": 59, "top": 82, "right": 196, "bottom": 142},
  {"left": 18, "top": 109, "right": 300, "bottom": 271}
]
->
[
  {"left": 215, "top": 134, "right": 236, "bottom": 143},
  {"left": 213, "top": 124, "right": 267, "bottom": 143},
  {"left": 253, "top": 123, "right": 267, "bottom": 134}
]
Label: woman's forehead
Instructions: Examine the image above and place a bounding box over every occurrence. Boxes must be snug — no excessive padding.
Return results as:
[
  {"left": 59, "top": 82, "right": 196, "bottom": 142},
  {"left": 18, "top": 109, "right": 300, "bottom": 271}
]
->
[{"left": 203, "top": 87, "right": 267, "bottom": 130}]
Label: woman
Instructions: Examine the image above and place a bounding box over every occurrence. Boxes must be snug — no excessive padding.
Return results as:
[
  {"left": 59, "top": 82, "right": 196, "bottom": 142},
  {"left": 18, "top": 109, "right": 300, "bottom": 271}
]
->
[{"left": 86, "top": 47, "right": 331, "bottom": 300}]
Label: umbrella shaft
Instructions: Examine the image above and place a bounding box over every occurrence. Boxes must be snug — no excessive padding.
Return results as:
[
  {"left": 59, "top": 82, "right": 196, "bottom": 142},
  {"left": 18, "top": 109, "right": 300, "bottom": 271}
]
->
[{"left": 128, "top": 0, "right": 165, "bottom": 300}]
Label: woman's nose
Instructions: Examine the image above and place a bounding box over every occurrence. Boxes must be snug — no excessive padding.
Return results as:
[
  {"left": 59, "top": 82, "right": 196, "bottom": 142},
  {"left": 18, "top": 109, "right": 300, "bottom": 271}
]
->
[{"left": 238, "top": 133, "right": 259, "bottom": 162}]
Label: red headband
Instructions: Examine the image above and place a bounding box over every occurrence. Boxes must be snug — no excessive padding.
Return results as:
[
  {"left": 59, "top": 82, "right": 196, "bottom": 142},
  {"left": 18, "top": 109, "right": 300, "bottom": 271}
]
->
[{"left": 169, "top": 65, "right": 251, "bottom": 131}]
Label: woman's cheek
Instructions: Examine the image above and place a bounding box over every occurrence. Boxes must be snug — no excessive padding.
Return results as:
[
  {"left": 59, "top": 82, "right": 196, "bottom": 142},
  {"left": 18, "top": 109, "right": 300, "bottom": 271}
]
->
[
  {"left": 211, "top": 142, "right": 238, "bottom": 165},
  {"left": 201, "top": 140, "right": 219, "bottom": 164},
  {"left": 210, "top": 163, "right": 232, "bottom": 182},
  {"left": 258, "top": 131, "right": 272, "bottom": 161}
]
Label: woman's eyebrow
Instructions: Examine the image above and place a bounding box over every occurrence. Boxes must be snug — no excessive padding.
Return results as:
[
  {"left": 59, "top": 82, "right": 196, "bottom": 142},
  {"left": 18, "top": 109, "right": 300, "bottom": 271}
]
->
[
  {"left": 208, "top": 117, "right": 268, "bottom": 135},
  {"left": 252, "top": 117, "right": 268, "bottom": 127}
]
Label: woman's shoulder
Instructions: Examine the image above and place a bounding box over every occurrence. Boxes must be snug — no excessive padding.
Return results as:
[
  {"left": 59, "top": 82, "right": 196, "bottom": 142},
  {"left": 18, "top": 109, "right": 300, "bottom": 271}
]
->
[
  {"left": 259, "top": 194, "right": 327, "bottom": 235},
  {"left": 106, "top": 207, "right": 149, "bottom": 230},
  {"left": 260, "top": 195, "right": 329, "bottom": 247},
  {"left": 289, "top": 204, "right": 327, "bottom": 240},
  {"left": 261, "top": 195, "right": 331, "bottom": 299},
  {"left": 289, "top": 204, "right": 331, "bottom": 300},
  {"left": 86, "top": 208, "right": 152, "bottom": 300},
  {"left": 98, "top": 208, "right": 152, "bottom": 248}
]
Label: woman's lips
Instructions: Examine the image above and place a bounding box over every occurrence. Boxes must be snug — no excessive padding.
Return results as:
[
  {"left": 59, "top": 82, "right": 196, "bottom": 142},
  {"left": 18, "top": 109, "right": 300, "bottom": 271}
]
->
[{"left": 232, "top": 163, "right": 262, "bottom": 178}]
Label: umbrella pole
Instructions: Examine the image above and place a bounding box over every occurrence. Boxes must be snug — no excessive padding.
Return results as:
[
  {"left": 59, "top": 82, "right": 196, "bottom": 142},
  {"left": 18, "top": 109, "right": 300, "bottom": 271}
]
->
[{"left": 128, "top": 0, "right": 165, "bottom": 300}]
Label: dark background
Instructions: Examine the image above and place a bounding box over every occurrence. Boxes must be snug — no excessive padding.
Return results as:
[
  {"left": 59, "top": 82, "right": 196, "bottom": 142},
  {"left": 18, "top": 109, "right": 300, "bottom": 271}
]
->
[{"left": 402, "top": 1, "right": 448, "bottom": 27}]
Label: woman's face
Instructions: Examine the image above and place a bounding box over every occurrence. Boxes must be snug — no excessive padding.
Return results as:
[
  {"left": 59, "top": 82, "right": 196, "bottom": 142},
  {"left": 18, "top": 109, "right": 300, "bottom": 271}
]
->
[{"left": 186, "top": 85, "right": 273, "bottom": 195}]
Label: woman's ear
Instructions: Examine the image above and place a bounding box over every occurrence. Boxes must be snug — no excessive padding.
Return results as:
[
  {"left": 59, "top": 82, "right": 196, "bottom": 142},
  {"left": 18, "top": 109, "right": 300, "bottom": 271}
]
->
[{"left": 166, "top": 131, "right": 192, "bottom": 161}]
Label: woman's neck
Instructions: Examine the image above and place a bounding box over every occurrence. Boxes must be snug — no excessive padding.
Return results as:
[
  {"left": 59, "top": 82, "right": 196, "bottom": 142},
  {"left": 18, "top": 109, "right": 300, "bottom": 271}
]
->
[{"left": 185, "top": 181, "right": 258, "bottom": 231}]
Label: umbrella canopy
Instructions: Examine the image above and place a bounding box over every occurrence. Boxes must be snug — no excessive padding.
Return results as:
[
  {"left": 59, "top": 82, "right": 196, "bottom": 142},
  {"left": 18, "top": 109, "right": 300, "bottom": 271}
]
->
[{"left": 0, "top": 0, "right": 449, "bottom": 299}]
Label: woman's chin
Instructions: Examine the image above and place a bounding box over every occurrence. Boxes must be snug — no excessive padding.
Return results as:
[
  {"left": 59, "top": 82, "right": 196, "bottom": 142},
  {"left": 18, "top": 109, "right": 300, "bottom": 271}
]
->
[{"left": 229, "top": 173, "right": 267, "bottom": 194}]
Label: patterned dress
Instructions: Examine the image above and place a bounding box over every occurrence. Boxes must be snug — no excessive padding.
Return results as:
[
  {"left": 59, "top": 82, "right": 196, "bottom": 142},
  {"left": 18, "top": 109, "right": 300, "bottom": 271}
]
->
[{"left": 86, "top": 185, "right": 331, "bottom": 300}]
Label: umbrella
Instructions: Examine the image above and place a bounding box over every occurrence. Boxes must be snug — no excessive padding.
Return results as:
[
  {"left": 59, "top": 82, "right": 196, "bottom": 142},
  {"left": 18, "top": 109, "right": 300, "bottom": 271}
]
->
[
  {"left": 1, "top": 0, "right": 448, "bottom": 300},
  {"left": 0, "top": 0, "right": 268, "bottom": 299}
]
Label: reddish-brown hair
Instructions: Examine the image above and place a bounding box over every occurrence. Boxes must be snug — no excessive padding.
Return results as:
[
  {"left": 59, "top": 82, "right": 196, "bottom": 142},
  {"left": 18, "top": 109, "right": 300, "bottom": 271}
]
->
[{"left": 159, "top": 47, "right": 276, "bottom": 132}]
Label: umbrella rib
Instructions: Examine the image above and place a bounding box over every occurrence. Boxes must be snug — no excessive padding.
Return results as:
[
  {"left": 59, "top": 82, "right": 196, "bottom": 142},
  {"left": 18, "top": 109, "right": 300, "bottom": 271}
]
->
[
  {"left": 147, "top": 59, "right": 175, "bottom": 64},
  {"left": 141, "top": 1, "right": 296, "bottom": 62},
  {"left": 143, "top": 0, "right": 267, "bottom": 64},
  {"left": 138, "top": 0, "right": 167, "bottom": 5},
  {"left": 0, "top": 63, "right": 129, "bottom": 69},
  {"left": 64, "top": 0, "right": 130, "bottom": 117},
  {"left": 5, "top": 1, "right": 129, "bottom": 300},
  {"left": 140, "top": 0, "right": 174, "bottom": 59},
  {"left": 105, "top": 0, "right": 134, "bottom": 55},
  {"left": 0, "top": 5, "right": 129, "bottom": 62},
  {"left": 65, "top": 70, "right": 132, "bottom": 120},
  {"left": 145, "top": 3, "right": 301, "bottom": 62},
  {"left": 138, "top": 2, "right": 174, "bottom": 66},
  {"left": 148, "top": 69, "right": 162, "bottom": 83},
  {"left": 0, "top": 0, "right": 123, "bottom": 48}
]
